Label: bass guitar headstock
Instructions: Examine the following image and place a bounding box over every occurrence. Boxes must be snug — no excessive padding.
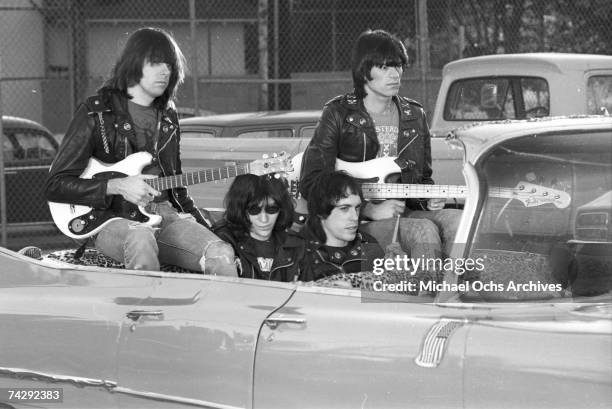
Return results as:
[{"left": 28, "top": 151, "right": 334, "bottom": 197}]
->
[{"left": 249, "top": 152, "right": 293, "bottom": 177}]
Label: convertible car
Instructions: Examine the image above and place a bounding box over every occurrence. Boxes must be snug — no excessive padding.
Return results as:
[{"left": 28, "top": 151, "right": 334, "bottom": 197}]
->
[{"left": 0, "top": 116, "right": 611, "bottom": 408}]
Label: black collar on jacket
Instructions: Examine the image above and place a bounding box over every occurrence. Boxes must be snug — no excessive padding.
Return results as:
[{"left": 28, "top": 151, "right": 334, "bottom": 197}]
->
[{"left": 331, "top": 93, "right": 422, "bottom": 123}]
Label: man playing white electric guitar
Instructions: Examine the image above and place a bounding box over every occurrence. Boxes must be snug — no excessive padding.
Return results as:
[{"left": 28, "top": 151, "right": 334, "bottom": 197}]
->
[{"left": 45, "top": 28, "right": 237, "bottom": 274}]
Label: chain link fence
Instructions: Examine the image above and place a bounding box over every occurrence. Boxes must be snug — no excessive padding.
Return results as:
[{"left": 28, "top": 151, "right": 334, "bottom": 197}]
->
[{"left": 1, "top": 0, "right": 611, "bottom": 249}]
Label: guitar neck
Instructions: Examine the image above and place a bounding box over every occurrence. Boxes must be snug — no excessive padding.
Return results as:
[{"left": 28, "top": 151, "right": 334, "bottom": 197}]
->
[
  {"left": 146, "top": 164, "right": 251, "bottom": 190},
  {"left": 361, "top": 183, "right": 468, "bottom": 199}
]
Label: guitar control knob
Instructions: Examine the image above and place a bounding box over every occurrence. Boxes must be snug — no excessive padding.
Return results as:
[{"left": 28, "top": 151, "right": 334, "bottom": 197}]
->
[{"left": 71, "top": 219, "right": 86, "bottom": 233}]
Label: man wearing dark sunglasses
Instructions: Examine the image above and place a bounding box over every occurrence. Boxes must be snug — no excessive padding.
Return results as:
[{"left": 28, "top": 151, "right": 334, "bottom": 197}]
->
[{"left": 214, "top": 174, "right": 304, "bottom": 281}]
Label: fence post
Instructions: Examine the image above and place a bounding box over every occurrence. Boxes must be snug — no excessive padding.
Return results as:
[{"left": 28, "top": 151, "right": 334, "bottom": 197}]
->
[
  {"left": 273, "top": 0, "right": 279, "bottom": 110},
  {"left": 189, "top": 0, "right": 199, "bottom": 114},
  {"left": 417, "top": 0, "right": 429, "bottom": 109},
  {"left": 258, "top": 0, "right": 269, "bottom": 110},
  {"left": 0, "top": 54, "right": 6, "bottom": 247}
]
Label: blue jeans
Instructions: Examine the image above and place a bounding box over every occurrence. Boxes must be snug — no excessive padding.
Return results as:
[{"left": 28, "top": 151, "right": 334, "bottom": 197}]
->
[
  {"left": 407, "top": 208, "right": 462, "bottom": 258},
  {"left": 95, "top": 202, "right": 236, "bottom": 275},
  {"left": 360, "top": 209, "right": 461, "bottom": 259},
  {"left": 360, "top": 209, "right": 461, "bottom": 285},
  {"left": 360, "top": 217, "right": 442, "bottom": 260}
]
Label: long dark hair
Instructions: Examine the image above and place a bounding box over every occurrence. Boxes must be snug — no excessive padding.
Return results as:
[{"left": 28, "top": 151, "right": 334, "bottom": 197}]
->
[
  {"left": 100, "top": 27, "right": 185, "bottom": 109},
  {"left": 306, "top": 171, "right": 363, "bottom": 243},
  {"left": 351, "top": 29, "right": 408, "bottom": 99},
  {"left": 223, "top": 174, "right": 294, "bottom": 237}
]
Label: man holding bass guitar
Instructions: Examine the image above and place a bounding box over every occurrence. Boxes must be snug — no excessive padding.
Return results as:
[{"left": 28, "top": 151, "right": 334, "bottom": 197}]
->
[
  {"left": 299, "top": 29, "right": 461, "bottom": 261},
  {"left": 45, "top": 27, "right": 237, "bottom": 275}
]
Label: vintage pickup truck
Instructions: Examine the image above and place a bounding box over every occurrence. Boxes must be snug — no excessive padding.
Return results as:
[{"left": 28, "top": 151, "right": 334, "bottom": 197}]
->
[{"left": 430, "top": 53, "right": 612, "bottom": 188}]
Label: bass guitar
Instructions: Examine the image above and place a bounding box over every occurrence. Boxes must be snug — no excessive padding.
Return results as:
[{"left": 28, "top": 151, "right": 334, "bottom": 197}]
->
[
  {"left": 49, "top": 151, "right": 290, "bottom": 239},
  {"left": 288, "top": 152, "right": 571, "bottom": 213}
]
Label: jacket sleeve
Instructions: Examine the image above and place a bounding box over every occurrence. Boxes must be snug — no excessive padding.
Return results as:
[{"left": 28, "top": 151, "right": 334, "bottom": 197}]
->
[
  {"left": 168, "top": 117, "right": 212, "bottom": 228},
  {"left": 44, "top": 104, "right": 112, "bottom": 208},
  {"left": 420, "top": 108, "right": 435, "bottom": 185},
  {"left": 299, "top": 105, "right": 341, "bottom": 199}
]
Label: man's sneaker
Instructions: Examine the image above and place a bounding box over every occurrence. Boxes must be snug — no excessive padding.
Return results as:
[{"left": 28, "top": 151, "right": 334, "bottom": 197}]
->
[{"left": 18, "top": 246, "right": 43, "bottom": 260}]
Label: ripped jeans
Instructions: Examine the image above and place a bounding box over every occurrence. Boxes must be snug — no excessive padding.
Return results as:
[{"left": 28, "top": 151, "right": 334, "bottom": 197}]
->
[{"left": 95, "top": 201, "right": 236, "bottom": 275}]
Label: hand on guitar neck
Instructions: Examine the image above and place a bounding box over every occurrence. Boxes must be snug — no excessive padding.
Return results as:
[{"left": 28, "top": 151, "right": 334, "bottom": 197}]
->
[{"left": 107, "top": 174, "right": 160, "bottom": 208}]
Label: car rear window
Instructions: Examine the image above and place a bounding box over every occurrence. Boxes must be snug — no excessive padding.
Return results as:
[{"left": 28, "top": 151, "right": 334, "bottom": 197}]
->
[
  {"left": 237, "top": 129, "right": 293, "bottom": 138},
  {"left": 3, "top": 128, "right": 57, "bottom": 164},
  {"left": 181, "top": 130, "right": 215, "bottom": 138},
  {"left": 444, "top": 76, "right": 549, "bottom": 121},
  {"left": 300, "top": 126, "right": 316, "bottom": 139},
  {"left": 587, "top": 75, "right": 612, "bottom": 115}
]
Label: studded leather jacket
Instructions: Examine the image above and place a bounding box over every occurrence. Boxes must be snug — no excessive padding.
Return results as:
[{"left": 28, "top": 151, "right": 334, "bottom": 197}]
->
[
  {"left": 299, "top": 93, "right": 434, "bottom": 210},
  {"left": 45, "top": 88, "right": 207, "bottom": 226},
  {"left": 298, "top": 225, "right": 384, "bottom": 282},
  {"left": 213, "top": 221, "right": 305, "bottom": 282}
]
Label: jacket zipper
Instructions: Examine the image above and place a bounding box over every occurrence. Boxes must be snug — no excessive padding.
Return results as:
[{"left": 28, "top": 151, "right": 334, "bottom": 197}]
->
[
  {"left": 398, "top": 134, "right": 418, "bottom": 157},
  {"left": 159, "top": 126, "right": 184, "bottom": 212},
  {"left": 362, "top": 131, "right": 367, "bottom": 161}
]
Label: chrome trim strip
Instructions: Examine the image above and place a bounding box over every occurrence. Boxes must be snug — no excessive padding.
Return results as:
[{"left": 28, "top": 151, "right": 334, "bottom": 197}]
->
[
  {"left": 111, "top": 386, "right": 244, "bottom": 409},
  {"left": 0, "top": 366, "right": 117, "bottom": 389},
  {"left": 0, "top": 366, "right": 243, "bottom": 409},
  {"left": 415, "top": 319, "right": 465, "bottom": 368}
]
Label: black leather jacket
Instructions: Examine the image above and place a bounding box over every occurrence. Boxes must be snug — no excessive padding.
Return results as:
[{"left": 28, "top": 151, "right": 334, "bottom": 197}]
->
[
  {"left": 45, "top": 88, "right": 207, "bottom": 226},
  {"left": 299, "top": 93, "right": 434, "bottom": 209},
  {"left": 213, "top": 221, "right": 304, "bottom": 282},
  {"left": 298, "top": 225, "right": 384, "bottom": 282}
]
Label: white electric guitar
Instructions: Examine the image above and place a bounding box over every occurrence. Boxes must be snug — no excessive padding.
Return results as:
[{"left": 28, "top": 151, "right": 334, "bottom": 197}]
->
[
  {"left": 49, "top": 151, "right": 291, "bottom": 239},
  {"left": 288, "top": 152, "right": 571, "bottom": 213}
]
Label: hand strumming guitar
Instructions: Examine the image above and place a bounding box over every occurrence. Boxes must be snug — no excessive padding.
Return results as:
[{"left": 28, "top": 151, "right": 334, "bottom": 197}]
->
[{"left": 107, "top": 174, "right": 160, "bottom": 207}]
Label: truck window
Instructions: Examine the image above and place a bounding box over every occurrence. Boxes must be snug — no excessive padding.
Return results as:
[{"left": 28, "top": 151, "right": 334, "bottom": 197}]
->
[
  {"left": 444, "top": 77, "right": 549, "bottom": 121},
  {"left": 587, "top": 75, "right": 612, "bottom": 115}
]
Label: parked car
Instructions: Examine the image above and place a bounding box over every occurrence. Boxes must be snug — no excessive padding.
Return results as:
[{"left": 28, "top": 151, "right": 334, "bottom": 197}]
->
[
  {"left": 1, "top": 116, "right": 610, "bottom": 409},
  {"left": 179, "top": 110, "right": 321, "bottom": 208},
  {"left": 0, "top": 116, "right": 66, "bottom": 248}
]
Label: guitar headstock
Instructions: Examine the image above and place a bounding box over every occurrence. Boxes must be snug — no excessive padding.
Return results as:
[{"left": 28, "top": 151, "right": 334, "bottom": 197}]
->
[
  {"left": 249, "top": 152, "right": 294, "bottom": 177},
  {"left": 512, "top": 182, "right": 571, "bottom": 209}
]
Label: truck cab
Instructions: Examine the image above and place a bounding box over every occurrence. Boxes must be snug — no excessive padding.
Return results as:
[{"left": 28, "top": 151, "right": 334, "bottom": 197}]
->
[
  {"left": 430, "top": 53, "right": 612, "bottom": 138},
  {"left": 429, "top": 53, "right": 612, "bottom": 190}
]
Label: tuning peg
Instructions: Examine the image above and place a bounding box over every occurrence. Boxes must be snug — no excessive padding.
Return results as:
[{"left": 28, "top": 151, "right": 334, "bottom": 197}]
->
[
  {"left": 272, "top": 152, "right": 278, "bottom": 158},
  {"left": 262, "top": 154, "right": 269, "bottom": 159}
]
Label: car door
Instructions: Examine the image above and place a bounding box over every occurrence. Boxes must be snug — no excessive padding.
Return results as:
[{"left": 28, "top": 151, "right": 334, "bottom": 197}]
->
[
  {"left": 115, "top": 274, "right": 295, "bottom": 409},
  {"left": 0, "top": 249, "right": 157, "bottom": 408},
  {"left": 253, "top": 287, "right": 467, "bottom": 409},
  {"left": 462, "top": 303, "right": 612, "bottom": 409}
]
